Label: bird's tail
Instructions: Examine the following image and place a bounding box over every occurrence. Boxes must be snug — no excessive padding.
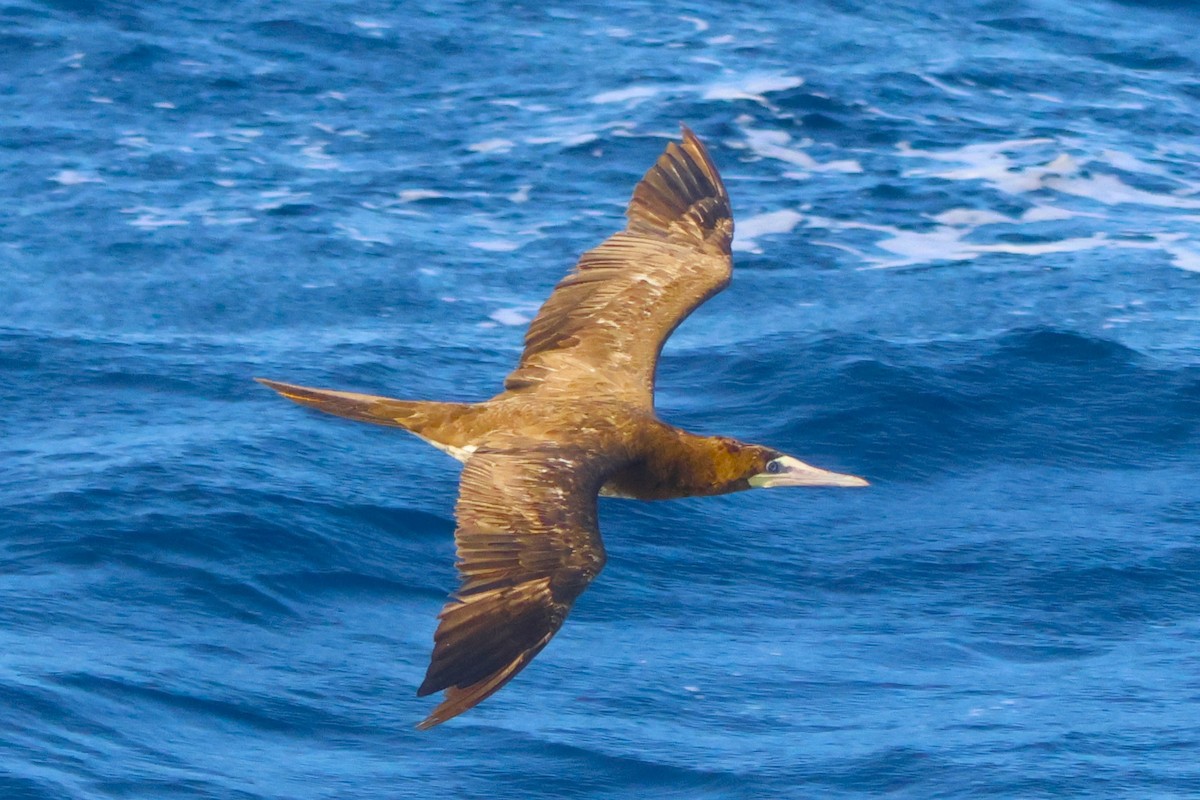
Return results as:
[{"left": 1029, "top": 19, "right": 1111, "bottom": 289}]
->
[{"left": 255, "top": 378, "right": 476, "bottom": 453}]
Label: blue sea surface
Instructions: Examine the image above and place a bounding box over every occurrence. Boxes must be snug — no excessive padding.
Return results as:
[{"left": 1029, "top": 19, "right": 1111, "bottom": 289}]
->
[{"left": 4, "top": 0, "right": 1200, "bottom": 797}]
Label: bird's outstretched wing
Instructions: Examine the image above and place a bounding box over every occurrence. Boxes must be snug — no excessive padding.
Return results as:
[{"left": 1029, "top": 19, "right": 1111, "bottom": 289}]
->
[
  {"left": 501, "top": 126, "right": 733, "bottom": 407},
  {"left": 416, "top": 441, "right": 609, "bottom": 729}
]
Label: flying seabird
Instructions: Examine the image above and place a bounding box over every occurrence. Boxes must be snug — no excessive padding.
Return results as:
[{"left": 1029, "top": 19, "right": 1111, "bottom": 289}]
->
[{"left": 257, "top": 126, "right": 868, "bottom": 729}]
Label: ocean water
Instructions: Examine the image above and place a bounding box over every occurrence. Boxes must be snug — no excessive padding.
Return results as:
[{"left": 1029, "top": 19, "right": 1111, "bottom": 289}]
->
[{"left": 3, "top": 0, "right": 1200, "bottom": 796}]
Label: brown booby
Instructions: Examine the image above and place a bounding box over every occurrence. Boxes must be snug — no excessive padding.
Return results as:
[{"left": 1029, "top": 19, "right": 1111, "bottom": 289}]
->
[{"left": 257, "top": 126, "right": 867, "bottom": 729}]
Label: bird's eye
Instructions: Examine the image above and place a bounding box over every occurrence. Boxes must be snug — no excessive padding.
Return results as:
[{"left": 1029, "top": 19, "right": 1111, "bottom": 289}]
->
[{"left": 766, "top": 460, "right": 784, "bottom": 474}]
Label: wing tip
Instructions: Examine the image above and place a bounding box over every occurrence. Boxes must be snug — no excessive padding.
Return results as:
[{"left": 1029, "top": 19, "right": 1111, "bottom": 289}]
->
[
  {"left": 414, "top": 651, "right": 542, "bottom": 731},
  {"left": 254, "top": 377, "right": 342, "bottom": 408},
  {"left": 677, "top": 123, "right": 701, "bottom": 154},
  {"left": 627, "top": 125, "right": 732, "bottom": 249},
  {"left": 253, "top": 376, "right": 408, "bottom": 428},
  {"left": 254, "top": 377, "right": 310, "bottom": 402}
]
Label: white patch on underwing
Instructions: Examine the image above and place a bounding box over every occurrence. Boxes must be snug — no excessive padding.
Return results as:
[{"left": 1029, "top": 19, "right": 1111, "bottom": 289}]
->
[{"left": 411, "top": 433, "right": 476, "bottom": 462}]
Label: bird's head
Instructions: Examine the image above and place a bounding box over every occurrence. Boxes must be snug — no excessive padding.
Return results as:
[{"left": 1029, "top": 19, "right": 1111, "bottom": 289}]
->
[{"left": 740, "top": 445, "right": 869, "bottom": 490}]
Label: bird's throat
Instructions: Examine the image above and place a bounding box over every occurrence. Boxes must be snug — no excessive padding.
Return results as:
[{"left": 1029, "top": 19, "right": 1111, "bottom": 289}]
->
[{"left": 600, "top": 427, "right": 755, "bottom": 500}]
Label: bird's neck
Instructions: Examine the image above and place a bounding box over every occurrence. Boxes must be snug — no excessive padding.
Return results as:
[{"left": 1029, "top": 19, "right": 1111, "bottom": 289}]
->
[{"left": 602, "top": 425, "right": 753, "bottom": 501}]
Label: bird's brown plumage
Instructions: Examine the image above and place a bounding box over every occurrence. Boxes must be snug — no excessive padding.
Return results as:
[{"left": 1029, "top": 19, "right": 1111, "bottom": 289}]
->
[
  {"left": 257, "top": 127, "right": 866, "bottom": 728},
  {"left": 502, "top": 127, "right": 732, "bottom": 405},
  {"left": 414, "top": 439, "right": 608, "bottom": 728}
]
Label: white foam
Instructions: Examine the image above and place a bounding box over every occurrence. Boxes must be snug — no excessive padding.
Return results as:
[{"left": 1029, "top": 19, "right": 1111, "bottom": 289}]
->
[
  {"left": 871, "top": 225, "right": 979, "bottom": 264},
  {"left": 590, "top": 85, "right": 662, "bottom": 105},
  {"left": 524, "top": 132, "right": 598, "bottom": 148},
  {"left": 255, "top": 189, "right": 310, "bottom": 211},
  {"left": 334, "top": 222, "right": 391, "bottom": 245},
  {"left": 1154, "top": 235, "right": 1200, "bottom": 272},
  {"left": 51, "top": 170, "right": 103, "bottom": 186},
  {"left": 870, "top": 227, "right": 1116, "bottom": 267},
  {"left": 898, "top": 140, "right": 1074, "bottom": 194},
  {"left": 202, "top": 215, "right": 254, "bottom": 226},
  {"left": 931, "top": 209, "right": 1011, "bottom": 227},
  {"left": 976, "top": 234, "right": 1113, "bottom": 257},
  {"left": 916, "top": 73, "right": 972, "bottom": 97},
  {"left": 397, "top": 189, "right": 444, "bottom": 203},
  {"left": 1045, "top": 173, "right": 1200, "bottom": 209},
  {"left": 590, "top": 74, "right": 801, "bottom": 108},
  {"left": 489, "top": 308, "right": 531, "bottom": 326},
  {"left": 299, "top": 142, "right": 341, "bottom": 170},
  {"left": 1020, "top": 206, "right": 1078, "bottom": 223},
  {"left": 468, "top": 138, "right": 514, "bottom": 154},
  {"left": 742, "top": 126, "right": 862, "bottom": 174},
  {"left": 469, "top": 240, "right": 522, "bottom": 252},
  {"left": 897, "top": 140, "right": 1200, "bottom": 218},
  {"left": 679, "top": 15, "right": 709, "bottom": 32},
  {"left": 489, "top": 98, "right": 551, "bottom": 113},
  {"left": 799, "top": 210, "right": 1200, "bottom": 273},
  {"left": 1099, "top": 149, "right": 1170, "bottom": 176},
  {"left": 733, "top": 209, "right": 804, "bottom": 253},
  {"left": 703, "top": 74, "right": 803, "bottom": 102},
  {"left": 121, "top": 206, "right": 189, "bottom": 229}
]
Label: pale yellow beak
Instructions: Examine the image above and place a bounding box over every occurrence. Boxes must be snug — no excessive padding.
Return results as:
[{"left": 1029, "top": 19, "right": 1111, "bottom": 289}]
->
[{"left": 748, "top": 456, "right": 869, "bottom": 489}]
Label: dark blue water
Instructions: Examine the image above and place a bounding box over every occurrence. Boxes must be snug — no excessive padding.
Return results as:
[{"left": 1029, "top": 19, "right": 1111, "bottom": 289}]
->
[{"left": 4, "top": 0, "right": 1200, "bottom": 797}]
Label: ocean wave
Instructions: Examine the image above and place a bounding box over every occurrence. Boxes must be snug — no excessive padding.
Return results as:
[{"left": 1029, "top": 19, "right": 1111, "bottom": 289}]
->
[{"left": 5, "top": 0, "right": 1200, "bottom": 795}]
